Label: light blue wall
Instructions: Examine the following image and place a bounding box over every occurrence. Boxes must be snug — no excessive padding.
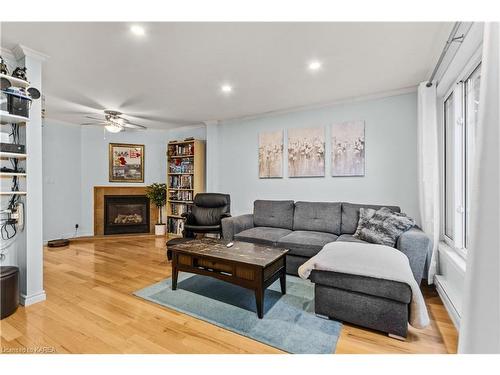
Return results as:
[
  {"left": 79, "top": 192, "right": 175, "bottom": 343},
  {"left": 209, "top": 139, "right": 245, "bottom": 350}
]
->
[
  {"left": 42, "top": 93, "right": 418, "bottom": 239},
  {"left": 41, "top": 123, "right": 206, "bottom": 239},
  {"left": 215, "top": 92, "right": 420, "bottom": 222},
  {"left": 79, "top": 125, "right": 206, "bottom": 235},
  {"left": 42, "top": 120, "right": 82, "bottom": 242}
]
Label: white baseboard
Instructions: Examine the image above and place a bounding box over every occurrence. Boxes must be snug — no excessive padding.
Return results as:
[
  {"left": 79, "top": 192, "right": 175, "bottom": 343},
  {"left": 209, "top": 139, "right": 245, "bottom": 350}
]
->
[
  {"left": 435, "top": 275, "right": 461, "bottom": 330},
  {"left": 20, "top": 290, "right": 46, "bottom": 306}
]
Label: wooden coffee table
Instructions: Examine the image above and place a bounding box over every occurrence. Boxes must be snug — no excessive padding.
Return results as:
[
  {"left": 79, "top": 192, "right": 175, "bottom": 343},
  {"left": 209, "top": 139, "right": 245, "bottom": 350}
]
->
[{"left": 168, "top": 238, "right": 289, "bottom": 319}]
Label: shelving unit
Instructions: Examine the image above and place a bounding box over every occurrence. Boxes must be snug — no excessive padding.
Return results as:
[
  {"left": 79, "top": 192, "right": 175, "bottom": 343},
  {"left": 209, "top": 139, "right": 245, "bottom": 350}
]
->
[
  {"left": 0, "top": 112, "right": 30, "bottom": 125},
  {"left": 0, "top": 73, "right": 30, "bottom": 88},
  {"left": 0, "top": 152, "right": 27, "bottom": 159},
  {"left": 1, "top": 45, "right": 46, "bottom": 306},
  {"left": 1, "top": 72, "right": 29, "bottom": 200},
  {"left": 166, "top": 139, "right": 205, "bottom": 237},
  {"left": 0, "top": 172, "right": 27, "bottom": 177}
]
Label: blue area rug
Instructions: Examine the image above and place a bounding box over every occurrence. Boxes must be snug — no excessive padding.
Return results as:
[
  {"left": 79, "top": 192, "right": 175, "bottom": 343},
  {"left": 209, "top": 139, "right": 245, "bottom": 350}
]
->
[{"left": 134, "top": 274, "right": 341, "bottom": 354}]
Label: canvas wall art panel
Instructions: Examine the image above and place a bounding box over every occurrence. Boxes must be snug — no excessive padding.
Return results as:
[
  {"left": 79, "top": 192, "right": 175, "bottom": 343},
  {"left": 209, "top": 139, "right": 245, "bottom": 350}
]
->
[
  {"left": 288, "top": 127, "right": 325, "bottom": 177},
  {"left": 258, "top": 130, "right": 284, "bottom": 178},
  {"left": 331, "top": 121, "right": 365, "bottom": 176},
  {"left": 109, "top": 143, "right": 145, "bottom": 182}
]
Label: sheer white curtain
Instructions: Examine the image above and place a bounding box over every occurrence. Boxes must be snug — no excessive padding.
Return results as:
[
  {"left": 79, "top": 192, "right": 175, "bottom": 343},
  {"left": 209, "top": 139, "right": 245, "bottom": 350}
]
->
[
  {"left": 458, "top": 22, "right": 500, "bottom": 354},
  {"left": 417, "top": 82, "right": 440, "bottom": 284}
]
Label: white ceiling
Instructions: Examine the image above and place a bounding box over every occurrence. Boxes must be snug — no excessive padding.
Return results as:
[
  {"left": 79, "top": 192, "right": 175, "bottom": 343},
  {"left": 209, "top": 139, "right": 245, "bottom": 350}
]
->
[{"left": 1, "top": 22, "right": 452, "bottom": 129}]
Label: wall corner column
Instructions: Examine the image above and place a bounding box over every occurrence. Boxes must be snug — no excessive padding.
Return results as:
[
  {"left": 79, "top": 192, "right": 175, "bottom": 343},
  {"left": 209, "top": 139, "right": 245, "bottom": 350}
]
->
[
  {"left": 13, "top": 44, "right": 48, "bottom": 305},
  {"left": 204, "top": 120, "right": 219, "bottom": 193}
]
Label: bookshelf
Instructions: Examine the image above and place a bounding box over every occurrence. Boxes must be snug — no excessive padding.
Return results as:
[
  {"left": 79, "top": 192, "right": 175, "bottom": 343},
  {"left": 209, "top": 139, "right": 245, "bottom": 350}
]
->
[{"left": 166, "top": 139, "right": 205, "bottom": 236}]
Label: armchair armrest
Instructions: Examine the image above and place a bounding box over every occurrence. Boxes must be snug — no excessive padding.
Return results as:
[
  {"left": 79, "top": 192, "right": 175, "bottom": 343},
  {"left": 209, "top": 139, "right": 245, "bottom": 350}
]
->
[
  {"left": 221, "top": 212, "right": 232, "bottom": 219},
  {"left": 396, "top": 226, "right": 431, "bottom": 285},
  {"left": 221, "top": 214, "right": 254, "bottom": 240}
]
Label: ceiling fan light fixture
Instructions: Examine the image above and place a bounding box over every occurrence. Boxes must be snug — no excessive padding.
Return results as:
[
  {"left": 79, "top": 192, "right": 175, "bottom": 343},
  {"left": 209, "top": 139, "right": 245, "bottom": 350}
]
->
[{"left": 105, "top": 122, "right": 123, "bottom": 133}]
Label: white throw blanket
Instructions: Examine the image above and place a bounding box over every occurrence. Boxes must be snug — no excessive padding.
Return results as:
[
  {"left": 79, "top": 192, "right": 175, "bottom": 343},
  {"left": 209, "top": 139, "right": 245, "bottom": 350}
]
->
[{"left": 298, "top": 241, "right": 430, "bottom": 329}]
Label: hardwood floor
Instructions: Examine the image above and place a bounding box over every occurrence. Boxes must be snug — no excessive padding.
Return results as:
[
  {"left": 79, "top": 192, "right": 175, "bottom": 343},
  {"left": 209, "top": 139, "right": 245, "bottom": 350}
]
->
[{"left": 0, "top": 236, "right": 458, "bottom": 354}]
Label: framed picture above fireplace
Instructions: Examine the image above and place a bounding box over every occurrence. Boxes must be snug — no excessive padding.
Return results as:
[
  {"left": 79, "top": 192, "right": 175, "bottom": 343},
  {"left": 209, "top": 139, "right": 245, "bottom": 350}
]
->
[{"left": 109, "top": 143, "right": 145, "bottom": 183}]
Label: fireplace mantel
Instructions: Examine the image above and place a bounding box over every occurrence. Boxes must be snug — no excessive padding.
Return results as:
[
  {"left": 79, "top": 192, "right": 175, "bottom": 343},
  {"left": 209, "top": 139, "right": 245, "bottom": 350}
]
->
[{"left": 93, "top": 186, "right": 158, "bottom": 235}]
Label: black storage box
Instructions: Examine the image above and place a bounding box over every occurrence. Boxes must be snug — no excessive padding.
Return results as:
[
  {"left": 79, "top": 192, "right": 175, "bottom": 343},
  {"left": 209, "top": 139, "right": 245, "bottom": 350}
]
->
[
  {"left": 0, "top": 266, "right": 19, "bottom": 320},
  {"left": 1, "top": 89, "right": 32, "bottom": 118},
  {"left": 7, "top": 91, "right": 31, "bottom": 117}
]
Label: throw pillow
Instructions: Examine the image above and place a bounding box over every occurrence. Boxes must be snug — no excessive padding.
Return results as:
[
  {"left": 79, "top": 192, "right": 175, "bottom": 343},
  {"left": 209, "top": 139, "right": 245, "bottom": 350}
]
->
[
  {"left": 355, "top": 207, "right": 415, "bottom": 247},
  {"left": 353, "top": 208, "right": 377, "bottom": 237}
]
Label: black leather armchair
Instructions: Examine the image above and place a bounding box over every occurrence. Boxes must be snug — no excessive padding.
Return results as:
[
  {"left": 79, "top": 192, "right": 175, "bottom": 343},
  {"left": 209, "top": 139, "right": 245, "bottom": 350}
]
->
[{"left": 182, "top": 193, "right": 231, "bottom": 238}]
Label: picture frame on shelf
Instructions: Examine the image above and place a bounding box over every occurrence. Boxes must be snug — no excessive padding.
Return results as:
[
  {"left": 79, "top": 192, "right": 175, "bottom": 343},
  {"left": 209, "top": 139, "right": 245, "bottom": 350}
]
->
[{"left": 109, "top": 143, "right": 145, "bottom": 183}]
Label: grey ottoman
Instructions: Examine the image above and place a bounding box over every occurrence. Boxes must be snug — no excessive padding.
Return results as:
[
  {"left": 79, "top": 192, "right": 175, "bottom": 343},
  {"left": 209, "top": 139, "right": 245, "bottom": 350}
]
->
[{"left": 310, "top": 270, "right": 412, "bottom": 339}]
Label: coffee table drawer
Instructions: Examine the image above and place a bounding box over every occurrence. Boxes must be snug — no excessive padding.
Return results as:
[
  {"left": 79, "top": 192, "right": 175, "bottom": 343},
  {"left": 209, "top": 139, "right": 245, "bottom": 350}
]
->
[{"left": 196, "top": 258, "right": 233, "bottom": 274}]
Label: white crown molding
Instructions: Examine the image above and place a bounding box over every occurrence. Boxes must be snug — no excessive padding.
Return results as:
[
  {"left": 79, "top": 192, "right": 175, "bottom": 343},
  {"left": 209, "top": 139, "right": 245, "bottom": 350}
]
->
[
  {"left": 167, "top": 123, "right": 207, "bottom": 132},
  {"left": 12, "top": 44, "right": 49, "bottom": 62},
  {"left": 218, "top": 85, "right": 418, "bottom": 124},
  {"left": 0, "top": 47, "right": 16, "bottom": 61}
]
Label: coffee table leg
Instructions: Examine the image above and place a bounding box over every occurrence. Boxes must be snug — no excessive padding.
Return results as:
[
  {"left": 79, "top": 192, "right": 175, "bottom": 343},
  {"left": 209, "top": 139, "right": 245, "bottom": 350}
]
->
[
  {"left": 172, "top": 262, "right": 178, "bottom": 290},
  {"left": 280, "top": 272, "right": 286, "bottom": 295},
  {"left": 255, "top": 287, "right": 264, "bottom": 319}
]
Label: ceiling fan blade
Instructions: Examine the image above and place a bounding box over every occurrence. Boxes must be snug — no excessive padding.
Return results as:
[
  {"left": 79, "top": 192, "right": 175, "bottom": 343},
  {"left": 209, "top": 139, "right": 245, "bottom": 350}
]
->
[
  {"left": 123, "top": 122, "right": 147, "bottom": 129},
  {"left": 119, "top": 96, "right": 144, "bottom": 109},
  {"left": 85, "top": 115, "right": 105, "bottom": 121},
  {"left": 81, "top": 123, "right": 106, "bottom": 126},
  {"left": 127, "top": 113, "right": 201, "bottom": 125}
]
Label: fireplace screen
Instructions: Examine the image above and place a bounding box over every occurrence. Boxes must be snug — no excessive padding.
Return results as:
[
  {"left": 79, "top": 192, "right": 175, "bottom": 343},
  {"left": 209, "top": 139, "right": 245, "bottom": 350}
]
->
[{"left": 104, "top": 195, "right": 150, "bottom": 235}]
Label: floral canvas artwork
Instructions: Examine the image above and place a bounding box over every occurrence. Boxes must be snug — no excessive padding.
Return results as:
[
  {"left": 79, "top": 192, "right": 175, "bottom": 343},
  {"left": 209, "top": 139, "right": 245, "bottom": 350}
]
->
[
  {"left": 258, "top": 130, "right": 283, "bottom": 178},
  {"left": 288, "top": 127, "right": 325, "bottom": 177},
  {"left": 331, "top": 121, "right": 365, "bottom": 176}
]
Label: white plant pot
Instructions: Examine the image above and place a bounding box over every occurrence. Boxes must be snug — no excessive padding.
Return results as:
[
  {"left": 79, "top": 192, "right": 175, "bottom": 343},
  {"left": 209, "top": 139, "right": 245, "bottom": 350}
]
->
[{"left": 155, "top": 224, "right": 166, "bottom": 236}]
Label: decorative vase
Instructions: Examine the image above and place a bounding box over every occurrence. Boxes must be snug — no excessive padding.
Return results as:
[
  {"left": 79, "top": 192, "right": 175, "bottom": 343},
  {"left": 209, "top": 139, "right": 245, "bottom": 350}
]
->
[{"left": 155, "top": 224, "right": 166, "bottom": 236}]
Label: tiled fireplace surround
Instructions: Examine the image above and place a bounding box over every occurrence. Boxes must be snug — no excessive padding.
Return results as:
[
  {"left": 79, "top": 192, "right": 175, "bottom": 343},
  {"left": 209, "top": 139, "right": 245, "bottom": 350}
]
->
[{"left": 93, "top": 186, "right": 158, "bottom": 236}]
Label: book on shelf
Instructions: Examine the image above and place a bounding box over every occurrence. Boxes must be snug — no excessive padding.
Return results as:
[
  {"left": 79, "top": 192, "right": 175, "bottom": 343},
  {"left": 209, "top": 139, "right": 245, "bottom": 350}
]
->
[
  {"left": 168, "top": 142, "right": 194, "bottom": 157},
  {"left": 170, "top": 202, "right": 192, "bottom": 216},
  {"left": 168, "top": 158, "right": 194, "bottom": 173},
  {"left": 167, "top": 217, "right": 185, "bottom": 235},
  {"left": 168, "top": 190, "right": 193, "bottom": 201},
  {"left": 168, "top": 174, "right": 193, "bottom": 189}
]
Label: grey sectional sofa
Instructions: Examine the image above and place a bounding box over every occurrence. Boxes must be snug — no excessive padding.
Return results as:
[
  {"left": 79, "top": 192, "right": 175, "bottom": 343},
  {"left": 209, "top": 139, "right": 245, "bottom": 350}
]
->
[
  {"left": 222, "top": 200, "right": 429, "bottom": 283},
  {"left": 222, "top": 200, "right": 431, "bottom": 338}
]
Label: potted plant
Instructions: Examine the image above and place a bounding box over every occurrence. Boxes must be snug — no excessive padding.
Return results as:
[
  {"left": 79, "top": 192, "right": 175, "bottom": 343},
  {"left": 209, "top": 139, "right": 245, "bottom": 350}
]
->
[{"left": 145, "top": 183, "right": 167, "bottom": 235}]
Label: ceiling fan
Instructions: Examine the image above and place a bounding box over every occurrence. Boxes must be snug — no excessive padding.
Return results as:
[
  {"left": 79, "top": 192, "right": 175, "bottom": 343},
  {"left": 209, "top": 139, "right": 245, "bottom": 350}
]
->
[{"left": 81, "top": 110, "right": 147, "bottom": 133}]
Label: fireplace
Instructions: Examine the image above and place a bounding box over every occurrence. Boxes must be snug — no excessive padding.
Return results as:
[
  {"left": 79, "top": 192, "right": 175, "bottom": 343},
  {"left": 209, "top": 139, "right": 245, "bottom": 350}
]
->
[{"left": 104, "top": 195, "right": 150, "bottom": 235}]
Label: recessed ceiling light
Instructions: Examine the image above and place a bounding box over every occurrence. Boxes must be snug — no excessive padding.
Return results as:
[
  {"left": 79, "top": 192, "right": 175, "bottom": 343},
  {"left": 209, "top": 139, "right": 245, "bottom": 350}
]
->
[
  {"left": 308, "top": 60, "right": 322, "bottom": 71},
  {"left": 221, "top": 84, "right": 233, "bottom": 94},
  {"left": 130, "top": 25, "right": 145, "bottom": 36}
]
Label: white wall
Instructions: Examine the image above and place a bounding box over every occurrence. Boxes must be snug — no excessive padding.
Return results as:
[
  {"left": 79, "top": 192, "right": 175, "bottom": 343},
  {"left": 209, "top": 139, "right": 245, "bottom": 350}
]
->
[
  {"left": 42, "top": 120, "right": 82, "bottom": 242},
  {"left": 214, "top": 92, "right": 420, "bottom": 221}
]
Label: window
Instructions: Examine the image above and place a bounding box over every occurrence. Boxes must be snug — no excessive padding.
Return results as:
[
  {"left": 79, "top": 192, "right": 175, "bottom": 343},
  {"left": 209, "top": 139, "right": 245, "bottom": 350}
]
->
[
  {"left": 442, "top": 63, "right": 481, "bottom": 254},
  {"left": 444, "top": 93, "right": 456, "bottom": 240},
  {"left": 464, "top": 65, "right": 481, "bottom": 248}
]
